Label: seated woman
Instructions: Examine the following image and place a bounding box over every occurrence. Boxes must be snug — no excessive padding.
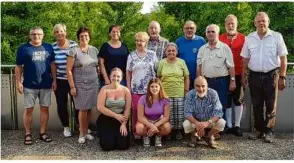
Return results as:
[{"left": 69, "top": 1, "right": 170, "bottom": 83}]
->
[
  {"left": 136, "top": 78, "right": 171, "bottom": 147},
  {"left": 97, "top": 68, "right": 132, "bottom": 151}
]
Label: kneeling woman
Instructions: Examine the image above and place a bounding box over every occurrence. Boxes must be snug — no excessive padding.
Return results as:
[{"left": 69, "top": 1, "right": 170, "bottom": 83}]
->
[
  {"left": 97, "top": 68, "right": 132, "bottom": 151},
  {"left": 136, "top": 78, "right": 171, "bottom": 147}
]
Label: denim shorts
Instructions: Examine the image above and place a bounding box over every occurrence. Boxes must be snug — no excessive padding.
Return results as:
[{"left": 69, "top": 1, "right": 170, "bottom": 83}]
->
[{"left": 24, "top": 87, "right": 51, "bottom": 108}]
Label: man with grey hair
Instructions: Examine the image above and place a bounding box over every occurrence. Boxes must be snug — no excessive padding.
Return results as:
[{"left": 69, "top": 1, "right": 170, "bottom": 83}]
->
[
  {"left": 197, "top": 24, "right": 236, "bottom": 138},
  {"left": 241, "top": 12, "right": 288, "bottom": 143},
  {"left": 15, "top": 26, "right": 56, "bottom": 145},
  {"left": 183, "top": 76, "right": 225, "bottom": 149},
  {"left": 147, "top": 20, "right": 169, "bottom": 60},
  {"left": 176, "top": 20, "right": 206, "bottom": 90},
  {"left": 219, "top": 14, "right": 246, "bottom": 137}
]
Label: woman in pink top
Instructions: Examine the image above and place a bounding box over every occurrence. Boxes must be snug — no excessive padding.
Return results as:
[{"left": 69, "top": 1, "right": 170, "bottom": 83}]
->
[{"left": 136, "top": 78, "right": 171, "bottom": 147}]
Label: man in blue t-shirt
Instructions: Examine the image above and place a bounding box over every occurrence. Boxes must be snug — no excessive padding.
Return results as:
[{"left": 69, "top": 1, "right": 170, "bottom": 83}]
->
[
  {"left": 15, "top": 27, "right": 56, "bottom": 145},
  {"left": 176, "top": 21, "right": 206, "bottom": 90}
]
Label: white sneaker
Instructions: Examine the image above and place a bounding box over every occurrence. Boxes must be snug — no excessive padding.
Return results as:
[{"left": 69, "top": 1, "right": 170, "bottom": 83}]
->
[
  {"left": 63, "top": 127, "right": 72, "bottom": 137},
  {"left": 143, "top": 136, "right": 150, "bottom": 147},
  {"left": 88, "top": 129, "right": 92, "bottom": 134},
  {"left": 85, "top": 134, "right": 94, "bottom": 140},
  {"left": 155, "top": 135, "right": 162, "bottom": 147},
  {"left": 78, "top": 137, "right": 86, "bottom": 144}
]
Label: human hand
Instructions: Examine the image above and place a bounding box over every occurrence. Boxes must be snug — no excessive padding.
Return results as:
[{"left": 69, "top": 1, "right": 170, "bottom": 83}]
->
[
  {"left": 278, "top": 78, "right": 286, "bottom": 91},
  {"left": 229, "top": 80, "right": 236, "bottom": 91},
  {"left": 120, "top": 124, "right": 128, "bottom": 136},
  {"left": 114, "top": 114, "right": 127, "bottom": 123},
  {"left": 16, "top": 82, "right": 23, "bottom": 94},
  {"left": 241, "top": 74, "right": 248, "bottom": 87},
  {"left": 52, "top": 80, "right": 57, "bottom": 91},
  {"left": 70, "top": 87, "right": 76, "bottom": 96}
]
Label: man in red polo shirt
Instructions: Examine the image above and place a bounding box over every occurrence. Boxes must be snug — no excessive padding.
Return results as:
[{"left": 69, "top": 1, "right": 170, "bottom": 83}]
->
[{"left": 219, "top": 14, "right": 245, "bottom": 137}]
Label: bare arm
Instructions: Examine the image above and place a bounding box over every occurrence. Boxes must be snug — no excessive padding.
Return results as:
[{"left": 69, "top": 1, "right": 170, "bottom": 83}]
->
[
  {"left": 15, "top": 65, "right": 23, "bottom": 94},
  {"left": 184, "top": 75, "right": 190, "bottom": 93},
  {"left": 278, "top": 56, "right": 288, "bottom": 91},
  {"left": 154, "top": 104, "right": 170, "bottom": 127},
  {"left": 51, "top": 62, "right": 57, "bottom": 91},
  {"left": 197, "top": 64, "right": 202, "bottom": 77},
  {"left": 99, "top": 57, "right": 110, "bottom": 84},
  {"left": 228, "top": 66, "right": 236, "bottom": 91},
  {"left": 241, "top": 58, "right": 250, "bottom": 87},
  {"left": 126, "top": 70, "right": 132, "bottom": 90},
  {"left": 137, "top": 103, "right": 155, "bottom": 128},
  {"left": 122, "top": 87, "right": 132, "bottom": 125},
  {"left": 66, "top": 56, "right": 77, "bottom": 96}
]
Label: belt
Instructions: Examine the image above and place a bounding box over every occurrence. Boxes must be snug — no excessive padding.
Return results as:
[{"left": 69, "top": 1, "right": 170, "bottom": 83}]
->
[
  {"left": 249, "top": 68, "right": 278, "bottom": 75},
  {"left": 205, "top": 75, "right": 229, "bottom": 80}
]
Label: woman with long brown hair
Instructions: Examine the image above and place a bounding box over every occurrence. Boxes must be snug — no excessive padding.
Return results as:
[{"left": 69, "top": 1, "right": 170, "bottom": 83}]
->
[{"left": 136, "top": 78, "right": 171, "bottom": 147}]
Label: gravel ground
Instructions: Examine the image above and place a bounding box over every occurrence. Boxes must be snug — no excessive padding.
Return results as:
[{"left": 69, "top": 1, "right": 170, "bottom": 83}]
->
[{"left": 1, "top": 130, "right": 294, "bottom": 160}]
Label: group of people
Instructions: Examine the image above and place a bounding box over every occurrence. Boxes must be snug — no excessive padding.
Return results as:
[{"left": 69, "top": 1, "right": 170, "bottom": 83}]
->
[{"left": 15, "top": 11, "right": 288, "bottom": 150}]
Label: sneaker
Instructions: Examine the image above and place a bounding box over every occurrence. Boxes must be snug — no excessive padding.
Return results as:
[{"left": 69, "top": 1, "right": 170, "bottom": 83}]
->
[
  {"left": 264, "top": 132, "right": 274, "bottom": 143},
  {"left": 143, "top": 136, "right": 150, "bottom": 147},
  {"left": 224, "top": 127, "right": 235, "bottom": 134},
  {"left": 234, "top": 127, "right": 243, "bottom": 137},
  {"left": 248, "top": 131, "right": 265, "bottom": 140},
  {"left": 88, "top": 129, "right": 92, "bottom": 134},
  {"left": 155, "top": 135, "right": 162, "bottom": 147},
  {"left": 134, "top": 134, "right": 141, "bottom": 140},
  {"left": 176, "top": 132, "right": 183, "bottom": 140},
  {"left": 63, "top": 127, "right": 72, "bottom": 137},
  {"left": 85, "top": 134, "right": 94, "bottom": 140},
  {"left": 78, "top": 137, "right": 86, "bottom": 144}
]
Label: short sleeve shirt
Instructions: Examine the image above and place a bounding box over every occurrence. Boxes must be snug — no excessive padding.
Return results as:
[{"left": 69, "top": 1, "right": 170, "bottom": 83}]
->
[
  {"left": 157, "top": 58, "right": 189, "bottom": 97},
  {"left": 138, "top": 95, "right": 170, "bottom": 121},
  {"left": 126, "top": 50, "right": 158, "bottom": 94},
  {"left": 197, "top": 41, "right": 234, "bottom": 78},
  {"left": 241, "top": 30, "right": 288, "bottom": 73},
  {"left": 16, "top": 42, "right": 55, "bottom": 89}
]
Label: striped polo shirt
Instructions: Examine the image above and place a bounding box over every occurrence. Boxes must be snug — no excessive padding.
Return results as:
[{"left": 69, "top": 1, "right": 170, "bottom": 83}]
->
[{"left": 52, "top": 40, "right": 77, "bottom": 80}]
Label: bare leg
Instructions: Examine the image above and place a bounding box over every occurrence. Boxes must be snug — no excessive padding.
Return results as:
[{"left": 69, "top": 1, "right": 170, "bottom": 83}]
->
[
  {"left": 40, "top": 106, "right": 49, "bottom": 134},
  {"left": 23, "top": 108, "right": 34, "bottom": 135}
]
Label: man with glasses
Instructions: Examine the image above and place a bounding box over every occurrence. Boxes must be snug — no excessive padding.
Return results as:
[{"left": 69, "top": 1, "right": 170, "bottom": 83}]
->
[
  {"left": 15, "top": 26, "right": 56, "bottom": 145},
  {"left": 197, "top": 24, "right": 235, "bottom": 139},
  {"left": 183, "top": 76, "right": 225, "bottom": 149},
  {"left": 176, "top": 20, "right": 206, "bottom": 91},
  {"left": 219, "top": 14, "right": 246, "bottom": 137}
]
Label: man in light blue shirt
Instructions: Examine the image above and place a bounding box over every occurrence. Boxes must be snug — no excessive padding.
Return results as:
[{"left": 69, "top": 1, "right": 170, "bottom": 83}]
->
[
  {"left": 176, "top": 21, "right": 206, "bottom": 89},
  {"left": 183, "top": 76, "right": 226, "bottom": 149}
]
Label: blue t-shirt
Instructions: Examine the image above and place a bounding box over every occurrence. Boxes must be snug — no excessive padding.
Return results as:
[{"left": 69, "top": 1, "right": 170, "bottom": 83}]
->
[
  {"left": 16, "top": 42, "right": 55, "bottom": 89},
  {"left": 176, "top": 35, "right": 206, "bottom": 83}
]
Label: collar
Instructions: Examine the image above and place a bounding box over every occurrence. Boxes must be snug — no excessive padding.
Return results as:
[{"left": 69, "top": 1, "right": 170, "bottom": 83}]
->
[
  {"left": 252, "top": 29, "right": 273, "bottom": 39},
  {"left": 205, "top": 40, "right": 221, "bottom": 49},
  {"left": 185, "top": 35, "right": 196, "bottom": 40},
  {"left": 225, "top": 32, "right": 238, "bottom": 40},
  {"left": 150, "top": 36, "right": 161, "bottom": 42},
  {"left": 194, "top": 90, "right": 208, "bottom": 99}
]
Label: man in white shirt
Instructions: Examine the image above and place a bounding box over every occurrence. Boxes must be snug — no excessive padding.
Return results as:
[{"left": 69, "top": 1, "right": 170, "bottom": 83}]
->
[{"left": 241, "top": 12, "right": 288, "bottom": 143}]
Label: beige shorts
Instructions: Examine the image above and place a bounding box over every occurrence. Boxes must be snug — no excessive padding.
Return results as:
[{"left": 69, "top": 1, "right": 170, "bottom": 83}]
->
[{"left": 183, "top": 118, "right": 226, "bottom": 134}]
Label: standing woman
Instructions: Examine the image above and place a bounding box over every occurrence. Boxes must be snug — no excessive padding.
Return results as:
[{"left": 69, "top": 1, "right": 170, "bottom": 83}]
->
[
  {"left": 99, "top": 25, "right": 129, "bottom": 86},
  {"left": 97, "top": 68, "right": 132, "bottom": 151},
  {"left": 67, "top": 27, "right": 99, "bottom": 144},
  {"left": 136, "top": 78, "right": 171, "bottom": 147},
  {"left": 126, "top": 32, "right": 159, "bottom": 138},
  {"left": 52, "top": 24, "right": 78, "bottom": 137},
  {"left": 157, "top": 42, "right": 190, "bottom": 140}
]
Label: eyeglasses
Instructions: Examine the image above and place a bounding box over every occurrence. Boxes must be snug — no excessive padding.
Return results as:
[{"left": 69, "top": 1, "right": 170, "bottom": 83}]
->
[
  {"left": 184, "top": 27, "right": 195, "bottom": 30},
  {"left": 135, "top": 40, "right": 146, "bottom": 43},
  {"left": 207, "top": 31, "right": 216, "bottom": 33}
]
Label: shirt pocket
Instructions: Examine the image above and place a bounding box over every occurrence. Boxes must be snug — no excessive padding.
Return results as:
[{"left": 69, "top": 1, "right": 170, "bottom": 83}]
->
[
  {"left": 248, "top": 45, "right": 258, "bottom": 56},
  {"left": 213, "top": 53, "right": 225, "bottom": 68},
  {"left": 265, "top": 41, "right": 277, "bottom": 57}
]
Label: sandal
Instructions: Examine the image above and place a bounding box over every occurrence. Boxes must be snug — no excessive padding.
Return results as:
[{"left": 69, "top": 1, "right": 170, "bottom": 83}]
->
[
  {"left": 24, "top": 134, "right": 33, "bottom": 145},
  {"left": 39, "top": 133, "right": 52, "bottom": 142}
]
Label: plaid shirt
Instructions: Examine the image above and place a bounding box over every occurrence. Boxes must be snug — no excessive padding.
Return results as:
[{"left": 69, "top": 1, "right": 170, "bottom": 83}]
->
[
  {"left": 147, "top": 36, "right": 169, "bottom": 60},
  {"left": 184, "top": 88, "right": 223, "bottom": 121}
]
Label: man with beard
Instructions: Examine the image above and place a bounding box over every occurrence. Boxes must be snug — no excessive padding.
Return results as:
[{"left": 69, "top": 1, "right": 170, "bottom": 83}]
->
[
  {"left": 183, "top": 76, "right": 226, "bottom": 149},
  {"left": 147, "top": 21, "right": 169, "bottom": 61},
  {"left": 219, "top": 14, "right": 246, "bottom": 137}
]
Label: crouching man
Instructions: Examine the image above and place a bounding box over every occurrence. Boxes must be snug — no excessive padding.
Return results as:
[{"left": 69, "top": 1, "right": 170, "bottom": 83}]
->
[{"left": 183, "top": 76, "right": 226, "bottom": 149}]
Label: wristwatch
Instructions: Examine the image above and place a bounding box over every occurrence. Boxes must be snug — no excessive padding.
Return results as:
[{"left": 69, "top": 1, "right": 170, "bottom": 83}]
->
[
  {"left": 230, "top": 77, "right": 236, "bottom": 81},
  {"left": 279, "top": 76, "right": 286, "bottom": 80},
  {"left": 208, "top": 119, "right": 216, "bottom": 128}
]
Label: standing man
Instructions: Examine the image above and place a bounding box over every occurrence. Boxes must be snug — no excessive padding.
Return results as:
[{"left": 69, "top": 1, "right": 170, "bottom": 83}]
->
[
  {"left": 241, "top": 12, "right": 288, "bottom": 143},
  {"left": 176, "top": 20, "right": 206, "bottom": 90},
  {"left": 15, "top": 26, "right": 56, "bottom": 145},
  {"left": 197, "top": 24, "right": 236, "bottom": 117},
  {"left": 147, "top": 20, "right": 169, "bottom": 61},
  {"left": 183, "top": 76, "right": 225, "bottom": 149},
  {"left": 219, "top": 14, "right": 246, "bottom": 137}
]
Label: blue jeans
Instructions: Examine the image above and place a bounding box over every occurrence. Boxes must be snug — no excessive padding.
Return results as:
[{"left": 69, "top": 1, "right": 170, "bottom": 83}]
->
[{"left": 206, "top": 76, "right": 229, "bottom": 116}]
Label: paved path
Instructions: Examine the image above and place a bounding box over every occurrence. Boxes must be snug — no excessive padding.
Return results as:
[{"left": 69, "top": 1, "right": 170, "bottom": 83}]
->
[{"left": 1, "top": 130, "right": 294, "bottom": 160}]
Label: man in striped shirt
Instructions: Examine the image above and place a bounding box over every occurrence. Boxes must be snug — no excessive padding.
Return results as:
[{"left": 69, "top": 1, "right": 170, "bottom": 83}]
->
[{"left": 183, "top": 76, "right": 226, "bottom": 149}]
